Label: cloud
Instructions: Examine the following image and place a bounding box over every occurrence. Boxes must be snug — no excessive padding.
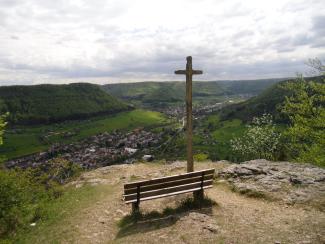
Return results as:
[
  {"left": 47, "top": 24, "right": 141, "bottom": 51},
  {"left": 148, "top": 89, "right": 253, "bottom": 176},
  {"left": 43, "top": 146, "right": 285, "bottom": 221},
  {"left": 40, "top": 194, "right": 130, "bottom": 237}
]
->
[{"left": 0, "top": 0, "right": 324, "bottom": 85}]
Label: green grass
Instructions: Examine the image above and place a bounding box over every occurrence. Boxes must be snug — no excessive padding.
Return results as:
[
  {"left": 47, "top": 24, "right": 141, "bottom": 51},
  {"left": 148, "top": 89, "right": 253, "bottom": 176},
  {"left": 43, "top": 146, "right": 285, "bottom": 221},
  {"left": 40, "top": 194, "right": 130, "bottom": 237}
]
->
[
  {"left": 193, "top": 115, "right": 245, "bottom": 161},
  {"left": 212, "top": 119, "right": 245, "bottom": 142},
  {"left": 161, "top": 115, "right": 246, "bottom": 161},
  {"left": 2, "top": 184, "right": 114, "bottom": 244},
  {"left": 0, "top": 109, "right": 167, "bottom": 160}
]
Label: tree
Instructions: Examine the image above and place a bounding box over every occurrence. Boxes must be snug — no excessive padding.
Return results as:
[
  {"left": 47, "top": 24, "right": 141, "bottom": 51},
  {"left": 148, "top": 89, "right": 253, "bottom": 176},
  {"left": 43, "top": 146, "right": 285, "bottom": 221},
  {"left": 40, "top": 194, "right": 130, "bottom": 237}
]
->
[
  {"left": 230, "top": 113, "right": 280, "bottom": 161},
  {"left": 305, "top": 57, "right": 325, "bottom": 76},
  {"left": 281, "top": 75, "right": 325, "bottom": 166},
  {"left": 0, "top": 113, "right": 8, "bottom": 145}
]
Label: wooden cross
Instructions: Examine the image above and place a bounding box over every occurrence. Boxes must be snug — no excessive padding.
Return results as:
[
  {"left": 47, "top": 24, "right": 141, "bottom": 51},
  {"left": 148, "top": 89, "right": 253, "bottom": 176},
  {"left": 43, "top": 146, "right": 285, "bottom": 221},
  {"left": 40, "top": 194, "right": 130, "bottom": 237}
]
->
[{"left": 175, "top": 56, "right": 203, "bottom": 172}]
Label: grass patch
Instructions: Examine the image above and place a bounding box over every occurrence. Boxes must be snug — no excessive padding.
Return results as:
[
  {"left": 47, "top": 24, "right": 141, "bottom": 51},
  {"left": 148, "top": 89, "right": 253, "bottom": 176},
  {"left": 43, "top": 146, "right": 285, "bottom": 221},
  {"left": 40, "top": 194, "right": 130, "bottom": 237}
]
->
[
  {"left": 230, "top": 184, "right": 272, "bottom": 200},
  {"left": 2, "top": 184, "right": 114, "bottom": 243},
  {"left": 211, "top": 119, "right": 245, "bottom": 142},
  {"left": 1, "top": 109, "right": 167, "bottom": 160}
]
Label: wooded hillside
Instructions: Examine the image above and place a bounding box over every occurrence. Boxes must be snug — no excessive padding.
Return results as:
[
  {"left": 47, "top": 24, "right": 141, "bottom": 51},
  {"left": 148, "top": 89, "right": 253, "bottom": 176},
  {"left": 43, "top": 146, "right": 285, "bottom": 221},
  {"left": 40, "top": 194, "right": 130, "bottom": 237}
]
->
[
  {"left": 102, "top": 79, "right": 283, "bottom": 106},
  {"left": 219, "top": 76, "right": 325, "bottom": 122},
  {"left": 0, "top": 83, "right": 130, "bottom": 125}
]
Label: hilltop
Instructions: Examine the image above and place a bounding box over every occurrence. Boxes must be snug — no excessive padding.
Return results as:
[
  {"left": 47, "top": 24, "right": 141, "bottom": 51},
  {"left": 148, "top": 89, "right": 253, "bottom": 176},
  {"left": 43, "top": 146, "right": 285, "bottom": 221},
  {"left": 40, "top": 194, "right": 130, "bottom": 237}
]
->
[
  {"left": 0, "top": 83, "right": 130, "bottom": 125},
  {"left": 219, "top": 75, "right": 325, "bottom": 122},
  {"left": 6, "top": 160, "right": 324, "bottom": 243}
]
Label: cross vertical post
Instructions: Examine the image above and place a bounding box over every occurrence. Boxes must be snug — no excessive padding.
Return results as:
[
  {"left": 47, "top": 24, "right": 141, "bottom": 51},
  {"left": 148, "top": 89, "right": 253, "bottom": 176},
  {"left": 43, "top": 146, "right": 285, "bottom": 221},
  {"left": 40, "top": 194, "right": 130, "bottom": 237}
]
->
[{"left": 175, "top": 56, "right": 203, "bottom": 172}]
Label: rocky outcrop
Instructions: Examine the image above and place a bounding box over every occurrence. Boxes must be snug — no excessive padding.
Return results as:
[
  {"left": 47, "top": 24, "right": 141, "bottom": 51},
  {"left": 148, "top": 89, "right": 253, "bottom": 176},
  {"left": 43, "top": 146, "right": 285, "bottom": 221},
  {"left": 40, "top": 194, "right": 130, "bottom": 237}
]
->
[{"left": 218, "top": 159, "right": 325, "bottom": 208}]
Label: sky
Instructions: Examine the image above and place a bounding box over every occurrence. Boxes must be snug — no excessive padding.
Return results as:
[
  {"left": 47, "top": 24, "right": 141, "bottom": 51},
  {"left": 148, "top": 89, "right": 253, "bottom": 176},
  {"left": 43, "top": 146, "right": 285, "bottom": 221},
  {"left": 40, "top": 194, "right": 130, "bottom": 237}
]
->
[{"left": 0, "top": 0, "right": 324, "bottom": 85}]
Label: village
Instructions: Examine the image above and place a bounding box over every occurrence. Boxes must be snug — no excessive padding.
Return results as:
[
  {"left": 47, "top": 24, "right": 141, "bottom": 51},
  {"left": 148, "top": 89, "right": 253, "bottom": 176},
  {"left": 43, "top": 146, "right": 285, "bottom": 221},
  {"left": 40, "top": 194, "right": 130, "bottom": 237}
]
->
[
  {"left": 157, "top": 100, "right": 233, "bottom": 124},
  {"left": 5, "top": 128, "right": 163, "bottom": 169},
  {"left": 4, "top": 97, "right": 246, "bottom": 171}
]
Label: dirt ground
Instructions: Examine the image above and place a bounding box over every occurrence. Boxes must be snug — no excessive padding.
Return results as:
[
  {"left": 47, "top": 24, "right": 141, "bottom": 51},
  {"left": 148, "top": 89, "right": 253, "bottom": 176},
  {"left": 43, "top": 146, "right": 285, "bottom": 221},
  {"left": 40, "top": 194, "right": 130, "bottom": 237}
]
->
[{"left": 61, "top": 161, "right": 325, "bottom": 244}]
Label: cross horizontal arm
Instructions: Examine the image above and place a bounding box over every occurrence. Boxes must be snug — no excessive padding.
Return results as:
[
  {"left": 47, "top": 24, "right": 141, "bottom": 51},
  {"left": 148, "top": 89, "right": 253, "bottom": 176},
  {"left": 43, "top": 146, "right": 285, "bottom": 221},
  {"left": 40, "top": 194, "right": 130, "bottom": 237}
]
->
[
  {"left": 175, "top": 70, "right": 187, "bottom": 75},
  {"left": 192, "top": 70, "right": 203, "bottom": 75}
]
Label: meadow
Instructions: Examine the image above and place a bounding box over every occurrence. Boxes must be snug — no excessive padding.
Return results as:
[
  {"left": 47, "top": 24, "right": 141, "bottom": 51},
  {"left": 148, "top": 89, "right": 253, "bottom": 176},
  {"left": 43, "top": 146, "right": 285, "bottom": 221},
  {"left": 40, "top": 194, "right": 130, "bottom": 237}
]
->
[{"left": 160, "top": 114, "right": 246, "bottom": 161}]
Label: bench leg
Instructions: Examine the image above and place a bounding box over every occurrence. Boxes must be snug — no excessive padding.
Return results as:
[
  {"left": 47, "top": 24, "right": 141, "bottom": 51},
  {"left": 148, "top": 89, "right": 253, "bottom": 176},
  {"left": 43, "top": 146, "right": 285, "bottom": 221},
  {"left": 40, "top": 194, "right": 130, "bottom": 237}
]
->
[
  {"left": 194, "top": 189, "right": 204, "bottom": 203},
  {"left": 132, "top": 202, "right": 139, "bottom": 213}
]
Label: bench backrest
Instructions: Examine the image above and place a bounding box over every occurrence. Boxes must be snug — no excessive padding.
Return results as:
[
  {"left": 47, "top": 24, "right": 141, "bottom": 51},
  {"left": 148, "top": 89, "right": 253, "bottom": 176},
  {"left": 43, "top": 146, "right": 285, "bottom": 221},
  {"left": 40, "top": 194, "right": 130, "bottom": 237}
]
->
[{"left": 123, "top": 168, "right": 215, "bottom": 203}]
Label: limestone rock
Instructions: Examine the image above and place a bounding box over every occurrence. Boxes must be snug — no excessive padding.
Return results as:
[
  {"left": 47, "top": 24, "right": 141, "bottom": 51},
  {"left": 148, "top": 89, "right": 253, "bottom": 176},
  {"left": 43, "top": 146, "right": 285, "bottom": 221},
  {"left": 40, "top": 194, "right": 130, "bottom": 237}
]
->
[{"left": 218, "top": 160, "right": 325, "bottom": 207}]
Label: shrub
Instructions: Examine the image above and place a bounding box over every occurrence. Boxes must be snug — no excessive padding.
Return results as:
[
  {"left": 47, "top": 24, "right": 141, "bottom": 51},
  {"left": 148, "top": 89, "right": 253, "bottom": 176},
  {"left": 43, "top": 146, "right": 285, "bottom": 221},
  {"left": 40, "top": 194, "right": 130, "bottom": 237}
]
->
[
  {"left": 29, "top": 158, "right": 82, "bottom": 187},
  {"left": 0, "top": 169, "right": 49, "bottom": 236},
  {"left": 0, "top": 113, "right": 8, "bottom": 146},
  {"left": 194, "top": 153, "right": 209, "bottom": 162},
  {"left": 230, "top": 113, "right": 281, "bottom": 162},
  {"left": 0, "top": 158, "right": 82, "bottom": 236}
]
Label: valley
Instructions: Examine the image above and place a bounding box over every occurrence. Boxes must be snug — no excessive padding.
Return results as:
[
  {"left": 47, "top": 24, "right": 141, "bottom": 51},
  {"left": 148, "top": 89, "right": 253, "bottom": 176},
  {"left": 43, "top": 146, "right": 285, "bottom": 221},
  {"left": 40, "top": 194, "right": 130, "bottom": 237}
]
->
[
  {"left": 1, "top": 109, "right": 166, "bottom": 160},
  {"left": 0, "top": 75, "right": 324, "bottom": 243},
  {"left": 0, "top": 77, "right": 315, "bottom": 165},
  {"left": 1, "top": 1, "right": 324, "bottom": 243},
  {"left": 1, "top": 78, "right": 278, "bottom": 163}
]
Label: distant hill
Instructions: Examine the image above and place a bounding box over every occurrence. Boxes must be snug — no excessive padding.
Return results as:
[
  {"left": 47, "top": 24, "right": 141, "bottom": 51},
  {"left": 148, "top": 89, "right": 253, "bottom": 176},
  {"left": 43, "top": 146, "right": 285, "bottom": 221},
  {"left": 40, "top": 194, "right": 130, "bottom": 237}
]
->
[
  {"left": 0, "top": 83, "right": 130, "bottom": 125},
  {"left": 102, "top": 78, "right": 284, "bottom": 107},
  {"left": 219, "top": 76, "right": 325, "bottom": 122}
]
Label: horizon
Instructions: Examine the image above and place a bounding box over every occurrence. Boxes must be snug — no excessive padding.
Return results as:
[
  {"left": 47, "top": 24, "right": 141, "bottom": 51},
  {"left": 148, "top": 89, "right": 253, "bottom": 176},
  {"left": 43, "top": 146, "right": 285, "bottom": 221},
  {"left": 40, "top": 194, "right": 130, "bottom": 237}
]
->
[
  {"left": 0, "top": 0, "right": 324, "bottom": 85},
  {"left": 0, "top": 76, "right": 295, "bottom": 87}
]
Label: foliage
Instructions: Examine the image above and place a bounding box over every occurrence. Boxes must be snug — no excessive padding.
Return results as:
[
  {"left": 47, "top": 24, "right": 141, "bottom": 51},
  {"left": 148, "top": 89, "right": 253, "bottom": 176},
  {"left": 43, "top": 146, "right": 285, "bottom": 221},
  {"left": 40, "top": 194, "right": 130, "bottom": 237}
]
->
[
  {"left": 230, "top": 114, "right": 281, "bottom": 161},
  {"left": 157, "top": 116, "right": 246, "bottom": 161},
  {"left": 0, "top": 113, "right": 8, "bottom": 162},
  {"left": 0, "top": 169, "right": 49, "bottom": 236},
  {"left": 155, "top": 117, "right": 246, "bottom": 162},
  {"left": 103, "top": 79, "right": 281, "bottom": 108},
  {"left": 28, "top": 158, "right": 82, "bottom": 187},
  {"left": 0, "top": 83, "right": 129, "bottom": 125},
  {"left": 0, "top": 158, "right": 82, "bottom": 237},
  {"left": 3, "top": 184, "right": 114, "bottom": 243},
  {"left": 305, "top": 57, "right": 325, "bottom": 75},
  {"left": 219, "top": 76, "right": 325, "bottom": 122},
  {"left": 281, "top": 75, "right": 325, "bottom": 166},
  {"left": 194, "top": 153, "right": 209, "bottom": 162},
  {"left": 0, "top": 113, "right": 8, "bottom": 145}
]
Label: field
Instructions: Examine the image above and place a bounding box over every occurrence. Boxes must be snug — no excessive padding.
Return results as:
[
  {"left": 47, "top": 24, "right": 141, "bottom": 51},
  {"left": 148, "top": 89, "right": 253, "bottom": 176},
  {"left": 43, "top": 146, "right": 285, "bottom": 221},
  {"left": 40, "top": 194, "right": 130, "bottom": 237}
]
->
[
  {"left": 161, "top": 114, "right": 246, "bottom": 161},
  {"left": 196, "top": 115, "right": 246, "bottom": 160},
  {"left": 0, "top": 110, "right": 167, "bottom": 160}
]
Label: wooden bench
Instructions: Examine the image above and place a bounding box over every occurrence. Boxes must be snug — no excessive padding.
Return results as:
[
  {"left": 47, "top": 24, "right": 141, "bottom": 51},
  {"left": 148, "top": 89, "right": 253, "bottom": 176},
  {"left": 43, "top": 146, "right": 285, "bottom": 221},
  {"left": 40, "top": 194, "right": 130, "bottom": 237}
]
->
[{"left": 123, "top": 168, "right": 215, "bottom": 212}]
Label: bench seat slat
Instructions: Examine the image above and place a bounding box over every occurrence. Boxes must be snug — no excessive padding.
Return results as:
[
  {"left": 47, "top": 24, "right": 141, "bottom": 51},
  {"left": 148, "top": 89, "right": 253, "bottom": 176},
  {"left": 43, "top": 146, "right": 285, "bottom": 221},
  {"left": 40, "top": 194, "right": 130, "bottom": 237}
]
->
[
  {"left": 124, "top": 179, "right": 213, "bottom": 202},
  {"left": 124, "top": 174, "right": 213, "bottom": 195},
  {"left": 125, "top": 185, "right": 213, "bottom": 204},
  {"left": 124, "top": 168, "right": 215, "bottom": 189}
]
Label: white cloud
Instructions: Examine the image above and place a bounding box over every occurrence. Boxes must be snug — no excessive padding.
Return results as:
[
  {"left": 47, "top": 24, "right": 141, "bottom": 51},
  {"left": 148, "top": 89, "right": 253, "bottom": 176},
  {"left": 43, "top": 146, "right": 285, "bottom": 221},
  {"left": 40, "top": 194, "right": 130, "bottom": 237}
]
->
[{"left": 0, "top": 0, "right": 324, "bottom": 85}]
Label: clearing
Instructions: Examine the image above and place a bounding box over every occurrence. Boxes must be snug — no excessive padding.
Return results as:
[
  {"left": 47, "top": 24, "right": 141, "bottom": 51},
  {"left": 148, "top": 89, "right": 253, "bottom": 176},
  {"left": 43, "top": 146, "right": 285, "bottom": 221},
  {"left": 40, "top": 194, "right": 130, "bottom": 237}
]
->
[{"left": 8, "top": 161, "right": 325, "bottom": 244}]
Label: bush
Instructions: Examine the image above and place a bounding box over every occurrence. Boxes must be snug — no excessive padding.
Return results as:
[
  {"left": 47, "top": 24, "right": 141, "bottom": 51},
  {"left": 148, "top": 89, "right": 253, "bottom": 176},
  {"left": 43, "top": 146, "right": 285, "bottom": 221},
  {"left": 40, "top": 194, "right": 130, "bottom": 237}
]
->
[
  {"left": 230, "top": 113, "right": 281, "bottom": 162},
  {"left": 194, "top": 153, "right": 209, "bottom": 162},
  {"left": 0, "top": 113, "right": 8, "bottom": 146},
  {"left": 0, "top": 170, "right": 49, "bottom": 236},
  {"left": 29, "top": 158, "right": 82, "bottom": 187},
  {"left": 0, "top": 158, "right": 82, "bottom": 237}
]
